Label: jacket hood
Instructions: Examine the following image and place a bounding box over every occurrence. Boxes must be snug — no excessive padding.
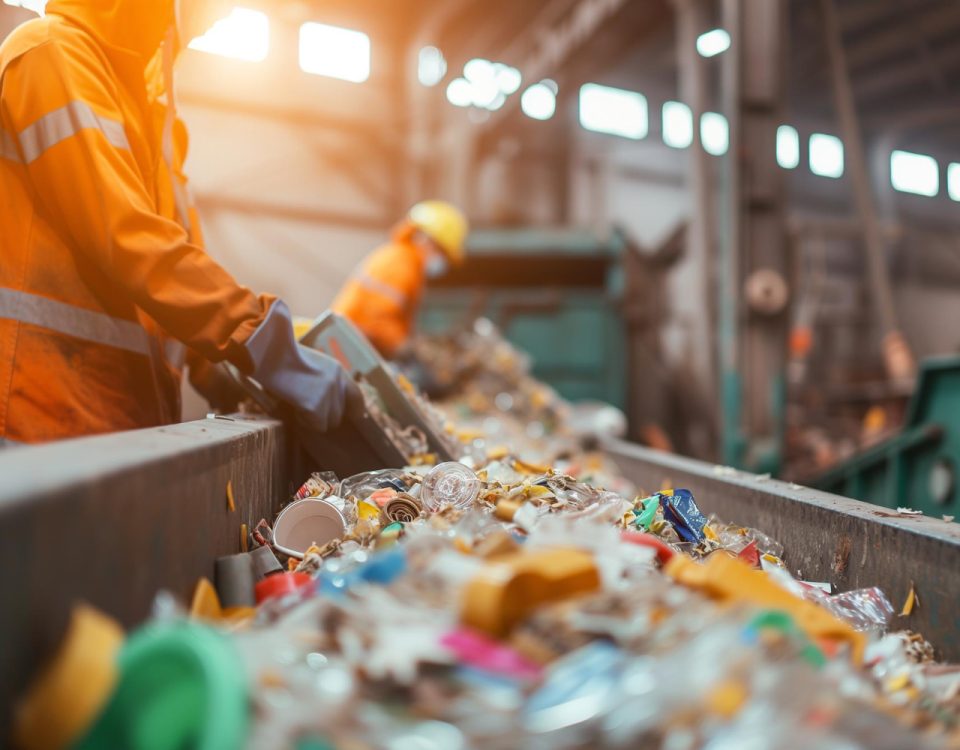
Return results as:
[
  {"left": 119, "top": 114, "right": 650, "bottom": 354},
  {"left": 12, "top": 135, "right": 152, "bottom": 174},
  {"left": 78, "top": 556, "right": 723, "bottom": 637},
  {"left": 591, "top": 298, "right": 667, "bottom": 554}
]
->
[{"left": 46, "top": 0, "right": 175, "bottom": 62}]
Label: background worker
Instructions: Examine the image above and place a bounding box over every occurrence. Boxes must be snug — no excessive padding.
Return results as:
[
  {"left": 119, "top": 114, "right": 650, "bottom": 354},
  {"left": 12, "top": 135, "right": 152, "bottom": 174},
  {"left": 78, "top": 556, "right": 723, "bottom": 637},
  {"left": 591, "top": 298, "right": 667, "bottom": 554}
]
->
[
  {"left": 332, "top": 201, "right": 469, "bottom": 360},
  {"left": 0, "top": 0, "right": 361, "bottom": 446}
]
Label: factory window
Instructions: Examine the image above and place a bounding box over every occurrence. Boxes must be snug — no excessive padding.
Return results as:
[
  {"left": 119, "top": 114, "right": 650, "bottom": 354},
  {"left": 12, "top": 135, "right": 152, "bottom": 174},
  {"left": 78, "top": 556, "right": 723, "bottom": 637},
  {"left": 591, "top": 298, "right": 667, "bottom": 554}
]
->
[
  {"left": 299, "top": 23, "right": 370, "bottom": 83},
  {"left": 809, "top": 133, "right": 844, "bottom": 178},
  {"left": 418, "top": 46, "right": 446, "bottom": 87},
  {"left": 949, "top": 164, "right": 960, "bottom": 202},
  {"left": 188, "top": 7, "right": 269, "bottom": 62},
  {"left": 662, "top": 101, "right": 693, "bottom": 149},
  {"left": 521, "top": 81, "right": 558, "bottom": 121},
  {"left": 700, "top": 112, "right": 728, "bottom": 155},
  {"left": 696, "top": 28, "right": 731, "bottom": 57},
  {"left": 578, "top": 84, "right": 648, "bottom": 140},
  {"left": 777, "top": 125, "right": 800, "bottom": 169},
  {"left": 2, "top": 0, "right": 45, "bottom": 14},
  {"left": 890, "top": 150, "right": 939, "bottom": 197},
  {"left": 446, "top": 78, "right": 473, "bottom": 108},
  {"left": 494, "top": 65, "right": 523, "bottom": 96},
  {"left": 454, "top": 59, "right": 521, "bottom": 110}
]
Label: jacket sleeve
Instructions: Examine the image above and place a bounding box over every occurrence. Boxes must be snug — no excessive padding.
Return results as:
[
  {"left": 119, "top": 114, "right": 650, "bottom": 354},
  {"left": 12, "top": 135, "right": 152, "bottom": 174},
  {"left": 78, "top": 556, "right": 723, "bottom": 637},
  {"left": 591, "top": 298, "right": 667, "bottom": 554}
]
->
[
  {"left": 353, "top": 248, "right": 422, "bottom": 359},
  {"left": 0, "top": 38, "right": 270, "bottom": 370}
]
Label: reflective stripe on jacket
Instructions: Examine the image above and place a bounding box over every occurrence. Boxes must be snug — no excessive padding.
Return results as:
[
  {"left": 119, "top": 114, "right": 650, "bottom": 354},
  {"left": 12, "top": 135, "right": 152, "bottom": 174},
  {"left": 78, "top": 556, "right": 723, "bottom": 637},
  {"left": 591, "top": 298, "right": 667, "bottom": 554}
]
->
[
  {"left": 0, "top": 0, "right": 273, "bottom": 443},
  {"left": 331, "top": 236, "right": 426, "bottom": 359}
]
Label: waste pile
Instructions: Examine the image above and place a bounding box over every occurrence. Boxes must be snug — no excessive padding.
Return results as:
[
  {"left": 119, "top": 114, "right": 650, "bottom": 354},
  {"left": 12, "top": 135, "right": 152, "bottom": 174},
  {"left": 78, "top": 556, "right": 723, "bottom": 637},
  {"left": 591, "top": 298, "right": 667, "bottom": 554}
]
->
[
  {"left": 14, "top": 322, "right": 960, "bottom": 750},
  {"left": 17, "top": 457, "right": 960, "bottom": 749}
]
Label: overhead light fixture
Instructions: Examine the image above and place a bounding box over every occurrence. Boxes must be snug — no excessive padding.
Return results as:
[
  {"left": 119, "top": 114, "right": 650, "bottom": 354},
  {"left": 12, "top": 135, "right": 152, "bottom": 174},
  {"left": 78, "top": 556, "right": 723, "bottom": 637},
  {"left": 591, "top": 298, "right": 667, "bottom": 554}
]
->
[
  {"left": 579, "top": 83, "right": 648, "bottom": 140},
  {"left": 776, "top": 125, "right": 800, "bottom": 169},
  {"left": 464, "top": 58, "right": 496, "bottom": 84},
  {"left": 700, "top": 112, "right": 728, "bottom": 155},
  {"left": 890, "top": 150, "right": 939, "bottom": 197},
  {"left": 446, "top": 78, "right": 473, "bottom": 108},
  {"left": 188, "top": 7, "right": 269, "bottom": 62},
  {"left": 696, "top": 28, "right": 730, "bottom": 57},
  {"left": 520, "top": 80, "right": 557, "bottom": 121},
  {"left": 948, "top": 163, "right": 960, "bottom": 202},
  {"left": 418, "top": 46, "right": 446, "bottom": 87},
  {"left": 662, "top": 101, "right": 693, "bottom": 149},
  {"left": 299, "top": 22, "right": 370, "bottom": 83},
  {"left": 495, "top": 64, "right": 522, "bottom": 95},
  {"left": 809, "top": 133, "right": 844, "bottom": 178}
]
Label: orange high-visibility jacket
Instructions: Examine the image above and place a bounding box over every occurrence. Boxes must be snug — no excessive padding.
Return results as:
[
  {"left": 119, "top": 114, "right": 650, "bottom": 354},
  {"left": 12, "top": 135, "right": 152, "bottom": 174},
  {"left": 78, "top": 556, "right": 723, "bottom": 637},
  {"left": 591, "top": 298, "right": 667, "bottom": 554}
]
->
[
  {"left": 0, "top": 0, "right": 273, "bottom": 445},
  {"left": 331, "top": 229, "right": 426, "bottom": 359}
]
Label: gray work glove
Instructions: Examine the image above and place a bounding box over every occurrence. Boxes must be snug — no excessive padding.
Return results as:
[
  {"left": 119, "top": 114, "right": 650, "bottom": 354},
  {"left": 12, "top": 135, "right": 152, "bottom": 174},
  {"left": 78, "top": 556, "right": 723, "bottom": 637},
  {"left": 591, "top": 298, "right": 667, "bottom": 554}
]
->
[{"left": 244, "top": 300, "right": 364, "bottom": 432}]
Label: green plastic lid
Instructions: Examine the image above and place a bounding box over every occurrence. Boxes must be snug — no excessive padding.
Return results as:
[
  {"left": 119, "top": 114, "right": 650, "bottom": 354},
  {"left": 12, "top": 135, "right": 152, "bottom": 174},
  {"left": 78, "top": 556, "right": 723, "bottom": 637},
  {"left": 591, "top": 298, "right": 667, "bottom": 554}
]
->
[{"left": 74, "top": 621, "right": 249, "bottom": 750}]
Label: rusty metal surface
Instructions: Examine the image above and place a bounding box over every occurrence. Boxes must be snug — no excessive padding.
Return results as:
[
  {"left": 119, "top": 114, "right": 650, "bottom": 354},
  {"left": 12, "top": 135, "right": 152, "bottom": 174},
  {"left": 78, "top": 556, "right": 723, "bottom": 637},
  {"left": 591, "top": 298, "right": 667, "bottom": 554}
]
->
[
  {"left": 604, "top": 438, "right": 960, "bottom": 661},
  {"left": 0, "top": 416, "right": 291, "bottom": 739}
]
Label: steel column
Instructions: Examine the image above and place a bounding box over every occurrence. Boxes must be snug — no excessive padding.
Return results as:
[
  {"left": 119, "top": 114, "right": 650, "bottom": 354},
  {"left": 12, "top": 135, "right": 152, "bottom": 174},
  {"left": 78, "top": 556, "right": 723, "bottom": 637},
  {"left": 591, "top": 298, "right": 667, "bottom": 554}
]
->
[
  {"left": 720, "top": 0, "right": 790, "bottom": 473},
  {"left": 819, "top": 0, "right": 916, "bottom": 383}
]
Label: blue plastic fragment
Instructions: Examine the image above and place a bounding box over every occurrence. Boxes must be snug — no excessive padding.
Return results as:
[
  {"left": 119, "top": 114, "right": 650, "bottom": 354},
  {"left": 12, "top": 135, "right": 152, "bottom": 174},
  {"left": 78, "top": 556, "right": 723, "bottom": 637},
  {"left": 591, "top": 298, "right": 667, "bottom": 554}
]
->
[
  {"left": 658, "top": 489, "right": 707, "bottom": 543},
  {"left": 319, "top": 547, "right": 408, "bottom": 597}
]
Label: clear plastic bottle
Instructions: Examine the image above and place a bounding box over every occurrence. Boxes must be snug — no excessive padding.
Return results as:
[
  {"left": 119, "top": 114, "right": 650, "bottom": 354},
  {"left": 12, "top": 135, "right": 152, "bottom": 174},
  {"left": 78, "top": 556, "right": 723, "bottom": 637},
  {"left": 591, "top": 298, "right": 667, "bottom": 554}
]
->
[{"left": 421, "top": 462, "right": 482, "bottom": 511}]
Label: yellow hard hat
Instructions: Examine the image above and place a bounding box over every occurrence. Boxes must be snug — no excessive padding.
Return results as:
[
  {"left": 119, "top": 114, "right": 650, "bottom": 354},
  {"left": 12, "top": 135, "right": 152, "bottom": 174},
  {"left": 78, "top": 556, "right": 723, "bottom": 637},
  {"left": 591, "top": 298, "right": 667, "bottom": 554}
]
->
[{"left": 408, "top": 201, "right": 469, "bottom": 265}]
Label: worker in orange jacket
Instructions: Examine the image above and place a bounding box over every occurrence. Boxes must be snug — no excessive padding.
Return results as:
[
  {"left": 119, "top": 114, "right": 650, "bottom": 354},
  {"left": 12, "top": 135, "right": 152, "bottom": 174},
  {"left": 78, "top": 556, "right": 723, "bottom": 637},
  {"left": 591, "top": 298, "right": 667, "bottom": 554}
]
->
[
  {"left": 0, "top": 0, "right": 361, "bottom": 446},
  {"left": 332, "top": 201, "right": 469, "bottom": 359}
]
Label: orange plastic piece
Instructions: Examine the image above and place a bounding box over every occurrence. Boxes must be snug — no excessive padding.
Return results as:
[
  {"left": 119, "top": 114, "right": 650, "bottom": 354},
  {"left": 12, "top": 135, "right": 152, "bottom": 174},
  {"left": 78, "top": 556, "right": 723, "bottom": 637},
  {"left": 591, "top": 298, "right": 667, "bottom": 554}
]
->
[
  {"left": 665, "top": 553, "right": 865, "bottom": 663},
  {"left": 189, "top": 577, "right": 223, "bottom": 620},
  {"left": 461, "top": 548, "right": 601, "bottom": 638},
  {"left": 706, "top": 679, "right": 749, "bottom": 719},
  {"left": 15, "top": 605, "right": 123, "bottom": 750},
  {"left": 494, "top": 498, "right": 523, "bottom": 522}
]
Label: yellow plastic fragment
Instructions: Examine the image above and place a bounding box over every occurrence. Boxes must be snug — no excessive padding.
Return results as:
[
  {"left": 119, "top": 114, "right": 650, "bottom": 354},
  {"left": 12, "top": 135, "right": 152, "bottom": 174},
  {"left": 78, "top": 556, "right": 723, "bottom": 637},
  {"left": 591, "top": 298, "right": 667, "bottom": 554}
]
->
[
  {"left": 488, "top": 446, "right": 510, "bottom": 461},
  {"left": 226, "top": 480, "right": 236, "bottom": 512},
  {"left": 15, "top": 605, "right": 124, "bottom": 750},
  {"left": 357, "top": 500, "right": 381, "bottom": 521},
  {"left": 409, "top": 453, "right": 437, "bottom": 466},
  {"left": 454, "top": 537, "right": 472, "bottom": 555},
  {"left": 461, "top": 548, "right": 600, "bottom": 638},
  {"left": 494, "top": 498, "right": 523, "bottom": 522},
  {"left": 190, "top": 577, "right": 223, "bottom": 621},
  {"left": 886, "top": 673, "right": 911, "bottom": 692},
  {"left": 706, "top": 679, "right": 748, "bottom": 719},
  {"left": 665, "top": 553, "right": 865, "bottom": 663},
  {"left": 513, "top": 458, "right": 552, "bottom": 475},
  {"left": 396, "top": 373, "right": 416, "bottom": 395},
  {"left": 292, "top": 316, "right": 314, "bottom": 340},
  {"left": 900, "top": 583, "right": 917, "bottom": 617},
  {"left": 703, "top": 525, "right": 718, "bottom": 541},
  {"left": 240, "top": 523, "right": 249, "bottom": 553}
]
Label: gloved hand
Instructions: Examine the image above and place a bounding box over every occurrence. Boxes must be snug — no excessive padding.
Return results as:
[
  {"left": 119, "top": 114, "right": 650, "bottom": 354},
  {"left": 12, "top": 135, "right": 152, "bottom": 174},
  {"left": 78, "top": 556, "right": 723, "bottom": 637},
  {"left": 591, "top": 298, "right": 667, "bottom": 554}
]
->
[{"left": 244, "top": 300, "right": 364, "bottom": 432}]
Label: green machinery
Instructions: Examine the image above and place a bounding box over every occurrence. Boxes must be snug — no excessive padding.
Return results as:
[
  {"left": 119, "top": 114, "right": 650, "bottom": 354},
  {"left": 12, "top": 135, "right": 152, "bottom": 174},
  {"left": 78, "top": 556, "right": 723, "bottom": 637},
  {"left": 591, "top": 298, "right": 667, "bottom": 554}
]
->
[
  {"left": 814, "top": 356, "right": 960, "bottom": 516},
  {"left": 419, "top": 227, "right": 630, "bottom": 410}
]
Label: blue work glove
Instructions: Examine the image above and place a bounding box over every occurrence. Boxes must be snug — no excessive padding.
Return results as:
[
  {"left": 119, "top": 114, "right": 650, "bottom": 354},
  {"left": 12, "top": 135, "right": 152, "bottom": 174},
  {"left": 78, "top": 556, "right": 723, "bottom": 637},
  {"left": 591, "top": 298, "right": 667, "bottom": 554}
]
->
[{"left": 244, "top": 300, "right": 364, "bottom": 432}]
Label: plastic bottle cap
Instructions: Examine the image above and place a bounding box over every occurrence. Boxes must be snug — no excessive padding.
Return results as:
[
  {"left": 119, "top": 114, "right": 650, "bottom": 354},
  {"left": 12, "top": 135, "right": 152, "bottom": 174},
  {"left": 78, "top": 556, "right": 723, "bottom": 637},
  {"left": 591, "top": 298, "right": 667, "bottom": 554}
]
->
[
  {"left": 74, "top": 622, "right": 248, "bottom": 750},
  {"left": 254, "top": 571, "right": 314, "bottom": 604}
]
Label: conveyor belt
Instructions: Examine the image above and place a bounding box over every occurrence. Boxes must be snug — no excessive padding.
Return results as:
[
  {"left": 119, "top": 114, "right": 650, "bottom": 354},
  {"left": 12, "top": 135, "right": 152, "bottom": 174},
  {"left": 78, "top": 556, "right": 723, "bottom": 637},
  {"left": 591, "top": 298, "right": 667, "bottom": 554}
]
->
[
  {"left": 603, "top": 438, "right": 960, "bottom": 661},
  {"left": 0, "top": 420, "right": 958, "bottom": 738}
]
